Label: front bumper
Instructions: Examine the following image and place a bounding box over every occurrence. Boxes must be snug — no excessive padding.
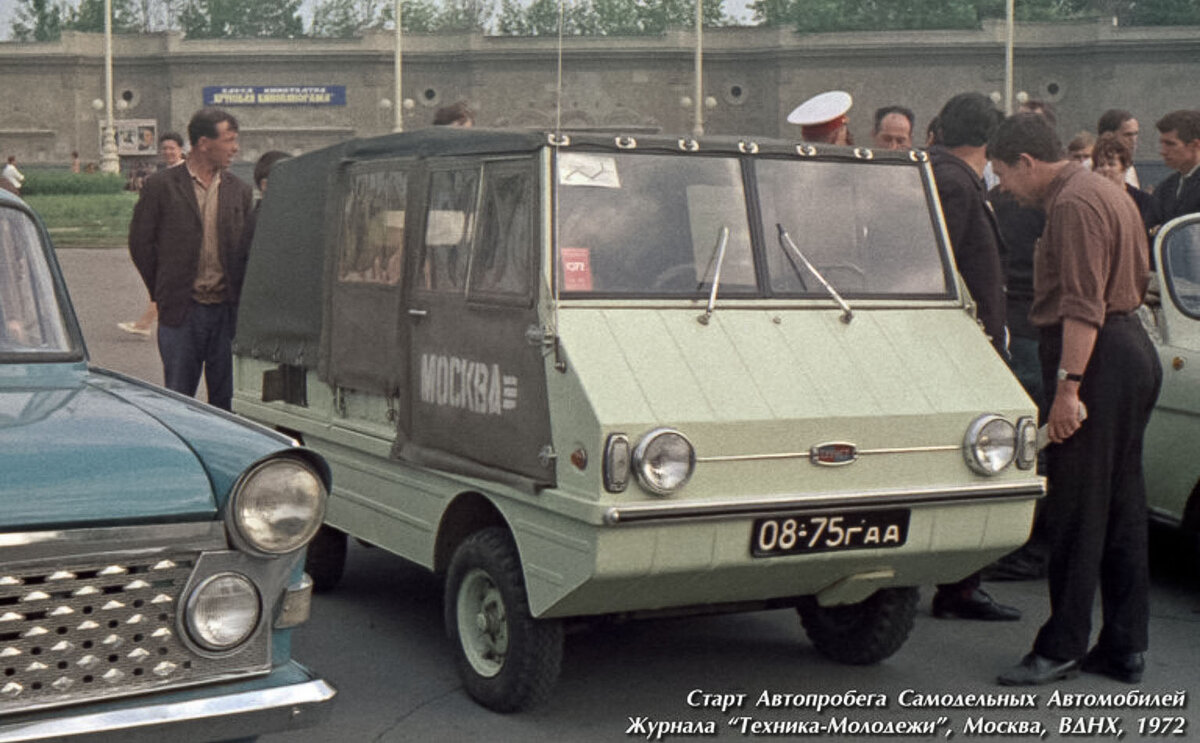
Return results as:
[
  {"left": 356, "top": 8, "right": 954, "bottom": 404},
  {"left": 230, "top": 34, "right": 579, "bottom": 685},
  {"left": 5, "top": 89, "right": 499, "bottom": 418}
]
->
[
  {"left": 0, "top": 661, "right": 335, "bottom": 743},
  {"left": 523, "top": 485, "right": 1042, "bottom": 618}
]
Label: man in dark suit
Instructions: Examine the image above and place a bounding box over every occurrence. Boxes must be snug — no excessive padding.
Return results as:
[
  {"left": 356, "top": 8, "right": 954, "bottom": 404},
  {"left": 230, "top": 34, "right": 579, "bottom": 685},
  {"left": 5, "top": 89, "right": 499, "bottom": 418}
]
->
[
  {"left": 1151, "top": 110, "right": 1200, "bottom": 231},
  {"left": 927, "top": 92, "right": 1022, "bottom": 622},
  {"left": 129, "top": 107, "right": 253, "bottom": 411}
]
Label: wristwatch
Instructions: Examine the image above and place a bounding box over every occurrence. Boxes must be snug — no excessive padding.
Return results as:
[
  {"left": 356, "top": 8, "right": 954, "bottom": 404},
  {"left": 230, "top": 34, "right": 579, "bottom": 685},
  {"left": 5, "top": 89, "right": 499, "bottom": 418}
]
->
[{"left": 1056, "top": 368, "right": 1084, "bottom": 383}]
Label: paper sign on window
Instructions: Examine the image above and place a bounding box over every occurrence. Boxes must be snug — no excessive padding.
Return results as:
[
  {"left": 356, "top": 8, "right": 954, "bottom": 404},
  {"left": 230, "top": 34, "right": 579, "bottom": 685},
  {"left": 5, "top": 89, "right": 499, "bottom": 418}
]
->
[
  {"left": 561, "top": 247, "right": 594, "bottom": 291},
  {"left": 558, "top": 153, "right": 621, "bottom": 189}
]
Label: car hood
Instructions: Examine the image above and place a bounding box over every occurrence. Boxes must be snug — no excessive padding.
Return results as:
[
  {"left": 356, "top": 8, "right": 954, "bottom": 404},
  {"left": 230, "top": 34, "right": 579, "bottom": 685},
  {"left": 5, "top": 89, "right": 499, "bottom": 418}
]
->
[
  {"left": 0, "top": 364, "right": 217, "bottom": 529},
  {"left": 555, "top": 306, "right": 1037, "bottom": 496}
]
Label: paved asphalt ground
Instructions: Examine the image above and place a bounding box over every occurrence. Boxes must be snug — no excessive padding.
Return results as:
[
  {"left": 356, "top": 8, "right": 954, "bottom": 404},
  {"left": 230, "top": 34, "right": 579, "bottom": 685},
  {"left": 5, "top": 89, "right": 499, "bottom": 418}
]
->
[{"left": 58, "top": 246, "right": 1200, "bottom": 743}]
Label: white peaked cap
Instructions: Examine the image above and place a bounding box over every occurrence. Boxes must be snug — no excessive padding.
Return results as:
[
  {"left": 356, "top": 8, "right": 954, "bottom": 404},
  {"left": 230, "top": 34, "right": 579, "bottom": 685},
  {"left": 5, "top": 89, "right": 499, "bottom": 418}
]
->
[{"left": 786, "top": 90, "right": 853, "bottom": 125}]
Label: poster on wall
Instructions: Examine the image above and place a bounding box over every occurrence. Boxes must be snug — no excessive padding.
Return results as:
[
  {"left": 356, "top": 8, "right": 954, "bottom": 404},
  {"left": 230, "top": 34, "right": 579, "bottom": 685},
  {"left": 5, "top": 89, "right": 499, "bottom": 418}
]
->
[{"left": 99, "top": 119, "right": 158, "bottom": 156}]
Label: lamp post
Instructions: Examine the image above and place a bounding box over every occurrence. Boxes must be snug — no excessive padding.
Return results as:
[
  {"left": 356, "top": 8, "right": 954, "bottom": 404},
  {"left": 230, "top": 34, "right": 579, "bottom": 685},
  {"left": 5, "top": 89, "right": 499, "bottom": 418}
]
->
[
  {"left": 393, "top": 0, "right": 403, "bottom": 132},
  {"left": 692, "top": 0, "right": 703, "bottom": 137},
  {"left": 99, "top": 0, "right": 119, "bottom": 174},
  {"left": 1003, "top": 0, "right": 1014, "bottom": 115}
]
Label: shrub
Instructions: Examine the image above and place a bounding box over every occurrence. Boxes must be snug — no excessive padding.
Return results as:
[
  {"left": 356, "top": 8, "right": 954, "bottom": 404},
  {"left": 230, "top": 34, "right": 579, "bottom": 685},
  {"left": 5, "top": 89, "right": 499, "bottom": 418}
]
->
[{"left": 22, "top": 172, "right": 126, "bottom": 196}]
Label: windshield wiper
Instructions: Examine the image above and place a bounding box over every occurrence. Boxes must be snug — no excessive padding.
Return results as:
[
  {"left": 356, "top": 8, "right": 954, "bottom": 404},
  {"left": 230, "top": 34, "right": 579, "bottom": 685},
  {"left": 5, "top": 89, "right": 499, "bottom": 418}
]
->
[
  {"left": 776, "top": 224, "right": 854, "bottom": 324},
  {"left": 698, "top": 225, "right": 730, "bottom": 325}
]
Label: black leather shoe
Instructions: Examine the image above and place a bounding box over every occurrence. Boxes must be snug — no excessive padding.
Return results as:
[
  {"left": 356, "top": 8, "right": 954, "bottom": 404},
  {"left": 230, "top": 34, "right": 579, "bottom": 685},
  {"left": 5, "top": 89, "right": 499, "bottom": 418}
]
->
[
  {"left": 997, "top": 653, "right": 1079, "bottom": 686},
  {"left": 932, "top": 588, "right": 1021, "bottom": 621},
  {"left": 1081, "top": 647, "right": 1144, "bottom": 683}
]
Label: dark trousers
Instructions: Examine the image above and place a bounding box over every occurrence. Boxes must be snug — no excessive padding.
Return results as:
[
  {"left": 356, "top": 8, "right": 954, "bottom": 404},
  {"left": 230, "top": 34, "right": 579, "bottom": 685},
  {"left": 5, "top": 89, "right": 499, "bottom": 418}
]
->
[
  {"left": 157, "top": 300, "right": 235, "bottom": 411},
  {"left": 1033, "top": 314, "right": 1161, "bottom": 661}
]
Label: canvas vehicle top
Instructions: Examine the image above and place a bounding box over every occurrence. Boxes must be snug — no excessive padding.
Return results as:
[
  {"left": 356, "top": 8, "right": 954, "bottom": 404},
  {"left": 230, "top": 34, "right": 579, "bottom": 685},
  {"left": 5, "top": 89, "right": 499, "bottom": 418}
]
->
[{"left": 233, "top": 128, "right": 1043, "bottom": 711}]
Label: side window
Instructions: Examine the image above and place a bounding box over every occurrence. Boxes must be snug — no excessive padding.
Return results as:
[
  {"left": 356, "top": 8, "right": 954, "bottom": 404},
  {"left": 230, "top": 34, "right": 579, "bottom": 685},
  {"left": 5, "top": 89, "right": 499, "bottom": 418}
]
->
[
  {"left": 420, "top": 167, "right": 479, "bottom": 293},
  {"left": 1163, "top": 220, "right": 1200, "bottom": 318},
  {"left": 469, "top": 163, "right": 534, "bottom": 302},
  {"left": 338, "top": 168, "right": 407, "bottom": 285}
]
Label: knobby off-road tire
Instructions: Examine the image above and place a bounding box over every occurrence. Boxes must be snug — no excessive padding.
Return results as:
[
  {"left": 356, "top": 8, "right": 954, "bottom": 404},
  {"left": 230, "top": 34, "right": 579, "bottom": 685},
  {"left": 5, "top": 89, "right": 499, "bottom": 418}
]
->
[
  {"left": 797, "top": 586, "right": 919, "bottom": 665},
  {"left": 444, "top": 527, "right": 563, "bottom": 713},
  {"left": 305, "top": 525, "right": 348, "bottom": 593}
]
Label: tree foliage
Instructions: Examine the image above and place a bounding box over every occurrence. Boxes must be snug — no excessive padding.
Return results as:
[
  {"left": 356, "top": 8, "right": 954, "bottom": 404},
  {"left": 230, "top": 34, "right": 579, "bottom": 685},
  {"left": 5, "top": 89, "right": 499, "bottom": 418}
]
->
[
  {"left": 753, "top": 0, "right": 1111, "bottom": 30},
  {"left": 179, "top": 0, "right": 304, "bottom": 38},
  {"left": 497, "top": 0, "right": 726, "bottom": 35},
  {"left": 62, "top": 0, "right": 140, "bottom": 33},
  {"left": 11, "top": 0, "right": 65, "bottom": 41},
  {"left": 1120, "top": 0, "right": 1200, "bottom": 25},
  {"left": 7, "top": 0, "right": 1200, "bottom": 41},
  {"left": 311, "top": 0, "right": 478, "bottom": 36}
]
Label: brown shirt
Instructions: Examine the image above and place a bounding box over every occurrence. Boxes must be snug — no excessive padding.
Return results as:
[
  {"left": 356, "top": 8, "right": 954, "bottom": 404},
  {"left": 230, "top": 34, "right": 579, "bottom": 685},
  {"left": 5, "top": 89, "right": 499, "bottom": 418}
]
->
[
  {"left": 190, "top": 167, "right": 226, "bottom": 304},
  {"left": 1030, "top": 163, "right": 1149, "bottom": 328}
]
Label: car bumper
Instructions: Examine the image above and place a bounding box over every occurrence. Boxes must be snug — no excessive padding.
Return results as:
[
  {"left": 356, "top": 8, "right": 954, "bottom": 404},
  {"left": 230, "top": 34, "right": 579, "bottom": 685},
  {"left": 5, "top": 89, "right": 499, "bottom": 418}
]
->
[
  {"left": 0, "top": 662, "right": 335, "bottom": 743},
  {"left": 522, "top": 488, "right": 1041, "bottom": 618}
]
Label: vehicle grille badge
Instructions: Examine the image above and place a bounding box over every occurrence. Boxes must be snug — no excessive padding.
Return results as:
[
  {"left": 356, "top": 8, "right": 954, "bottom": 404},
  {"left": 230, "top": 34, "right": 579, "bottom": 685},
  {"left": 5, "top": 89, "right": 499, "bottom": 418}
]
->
[{"left": 810, "top": 442, "right": 859, "bottom": 466}]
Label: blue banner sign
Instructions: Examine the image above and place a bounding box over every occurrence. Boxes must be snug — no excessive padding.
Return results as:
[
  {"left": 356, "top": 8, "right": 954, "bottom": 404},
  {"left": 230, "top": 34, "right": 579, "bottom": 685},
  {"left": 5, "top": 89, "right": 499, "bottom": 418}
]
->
[{"left": 203, "top": 85, "right": 347, "bottom": 106}]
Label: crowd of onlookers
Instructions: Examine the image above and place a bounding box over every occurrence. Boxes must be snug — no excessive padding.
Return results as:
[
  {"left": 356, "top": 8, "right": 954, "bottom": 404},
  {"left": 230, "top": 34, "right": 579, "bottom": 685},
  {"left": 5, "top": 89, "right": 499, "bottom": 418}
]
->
[{"left": 789, "top": 87, "right": 1193, "bottom": 685}]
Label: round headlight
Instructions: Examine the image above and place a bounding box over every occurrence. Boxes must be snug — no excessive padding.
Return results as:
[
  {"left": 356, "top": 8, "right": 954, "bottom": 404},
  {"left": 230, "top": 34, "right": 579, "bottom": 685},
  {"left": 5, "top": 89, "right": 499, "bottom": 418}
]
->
[
  {"left": 231, "top": 458, "right": 327, "bottom": 555},
  {"left": 963, "top": 414, "right": 1017, "bottom": 475},
  {"left": 632, "top": 428, "right": 696, "bottom": 496},
  {"left": 186, "top": 573, "right": 260, "bottom": 651}
]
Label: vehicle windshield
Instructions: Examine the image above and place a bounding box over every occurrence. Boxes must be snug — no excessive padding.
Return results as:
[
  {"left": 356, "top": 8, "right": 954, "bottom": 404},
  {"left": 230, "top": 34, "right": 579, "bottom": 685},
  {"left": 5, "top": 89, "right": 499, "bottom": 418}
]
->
[
  {"left": 555, "top": 152, "right": 951, "bottom": 299},
  {"left": 556, "top": 153, "right": 756, "bottom": 296},
  {"left": 0, "top": 206, "right": 72, "bottom": 357}
]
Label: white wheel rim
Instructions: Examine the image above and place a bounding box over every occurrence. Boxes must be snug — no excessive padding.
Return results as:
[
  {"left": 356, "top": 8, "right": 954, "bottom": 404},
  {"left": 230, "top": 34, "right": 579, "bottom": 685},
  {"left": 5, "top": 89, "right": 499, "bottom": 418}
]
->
[{"left": 456, "top": 567, "right": 508, "bottom": 678}]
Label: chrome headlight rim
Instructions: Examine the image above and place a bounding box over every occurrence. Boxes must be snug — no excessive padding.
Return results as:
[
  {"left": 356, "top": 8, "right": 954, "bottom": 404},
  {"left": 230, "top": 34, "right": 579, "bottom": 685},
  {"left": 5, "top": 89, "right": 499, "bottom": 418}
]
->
[
  {"left": 631, "top": 428, "right": 696, "bottom": 496},
  {"left": 228, "top": 456, "right": 328, "bottom": 556},
  {"left": 963, "top": 414, "right": 1017, "bottom": 476},
  {"left": 184, "top": 572, "right": 261, "bottom": 653}
]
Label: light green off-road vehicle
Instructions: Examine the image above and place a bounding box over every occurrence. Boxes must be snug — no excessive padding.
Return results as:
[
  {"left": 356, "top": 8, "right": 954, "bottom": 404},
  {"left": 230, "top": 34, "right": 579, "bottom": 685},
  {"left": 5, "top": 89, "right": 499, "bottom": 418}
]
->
[{"left": 233, "top": 129, "right": 1043, "bottom": 712}]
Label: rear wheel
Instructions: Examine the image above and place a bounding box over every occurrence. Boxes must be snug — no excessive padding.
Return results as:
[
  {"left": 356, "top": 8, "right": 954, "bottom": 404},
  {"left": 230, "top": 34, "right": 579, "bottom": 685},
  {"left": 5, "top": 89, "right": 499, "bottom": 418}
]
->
[
  {"left": 797, "top": 587, "right": 918, "bottom": 665},
  {"left": 305, "top": 525, "right": 347, "bottom": 592},
  {"left": 444, "top": 527, "right": 562, "bottom": 712}
]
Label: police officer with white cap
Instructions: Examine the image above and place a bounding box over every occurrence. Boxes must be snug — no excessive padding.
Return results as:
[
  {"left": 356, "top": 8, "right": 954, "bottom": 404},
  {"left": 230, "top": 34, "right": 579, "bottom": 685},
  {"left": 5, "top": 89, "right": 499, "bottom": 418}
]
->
[{"left": 788, "top": 90, "right": 853, "bottom": 145}]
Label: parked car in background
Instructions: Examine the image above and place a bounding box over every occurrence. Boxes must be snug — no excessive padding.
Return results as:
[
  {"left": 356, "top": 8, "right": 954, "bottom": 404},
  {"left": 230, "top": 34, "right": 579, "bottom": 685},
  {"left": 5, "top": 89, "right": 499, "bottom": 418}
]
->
[
  {"left": 0, "top": 189, "right": 335, "bottom": 742},
  {"left": 233, "top": 128, "right": 1043, "bottom": 713},
  {"left": 1142, "top": 214, "right": 1200, "bottom": 547}
]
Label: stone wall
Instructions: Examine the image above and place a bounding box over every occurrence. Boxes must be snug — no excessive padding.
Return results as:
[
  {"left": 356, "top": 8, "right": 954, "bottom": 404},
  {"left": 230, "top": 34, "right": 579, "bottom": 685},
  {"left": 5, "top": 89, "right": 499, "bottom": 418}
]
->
[{"left": 0, "top": 19, "right": 1196, "bottom": 167}]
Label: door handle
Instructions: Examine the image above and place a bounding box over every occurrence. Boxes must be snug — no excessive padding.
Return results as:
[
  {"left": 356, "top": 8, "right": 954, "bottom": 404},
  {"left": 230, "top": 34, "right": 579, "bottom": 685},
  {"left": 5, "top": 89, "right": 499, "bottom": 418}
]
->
[{"left": 407, "top": 308, "right": 429, "bottom": 318}]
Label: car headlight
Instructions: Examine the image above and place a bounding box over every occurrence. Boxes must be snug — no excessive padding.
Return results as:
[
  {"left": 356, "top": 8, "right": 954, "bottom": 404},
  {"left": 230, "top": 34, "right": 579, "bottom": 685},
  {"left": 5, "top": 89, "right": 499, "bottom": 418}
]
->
[
  {"left": 185, "top": 573, "right": 261, "bottom": 651},
  {"left": 230, "top": 457, "right": 327, "bottom": 555},
  {"left": 632, "top": 428, "right": 695, "bottom": 496},
  {"left": 1015, "top": 416, "right": 1037, "bottom": 470},
  {"left": 963, "top": 414, "right": 1017, "bottom": 475}
]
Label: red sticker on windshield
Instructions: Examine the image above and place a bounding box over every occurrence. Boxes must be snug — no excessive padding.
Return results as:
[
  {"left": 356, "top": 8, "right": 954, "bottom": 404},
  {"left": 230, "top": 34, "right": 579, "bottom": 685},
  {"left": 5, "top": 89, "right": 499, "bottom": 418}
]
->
[{"left": 562, "top": 247, "right": 594, "bottom": 291}]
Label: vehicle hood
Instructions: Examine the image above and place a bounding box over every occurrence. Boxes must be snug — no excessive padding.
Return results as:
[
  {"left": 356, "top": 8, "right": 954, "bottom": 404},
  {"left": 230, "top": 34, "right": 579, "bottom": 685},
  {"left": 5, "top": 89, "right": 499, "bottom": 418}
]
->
[
  {"left": 0, "top": 363, "right": 290, "bottom": 530},
  {"left": 555, "top": 306, "right": 1037, "bottom": 494}
]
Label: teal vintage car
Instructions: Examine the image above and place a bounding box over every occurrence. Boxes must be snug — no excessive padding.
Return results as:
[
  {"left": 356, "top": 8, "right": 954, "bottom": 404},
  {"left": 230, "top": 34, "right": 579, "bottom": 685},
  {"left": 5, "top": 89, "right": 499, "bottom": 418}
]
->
[
  {"left": 1143, "top": 214, "right": 1200, "bottom": 543},
  {"left": 0, "top": 190, "right": 334, "bottom": 741}
]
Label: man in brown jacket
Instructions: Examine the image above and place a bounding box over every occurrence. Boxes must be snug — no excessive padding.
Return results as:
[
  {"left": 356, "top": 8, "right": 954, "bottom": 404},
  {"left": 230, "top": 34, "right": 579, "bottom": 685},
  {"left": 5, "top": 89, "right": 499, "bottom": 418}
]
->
[{"left": 129, "top": 107, "right": 253, "bottom": 411}]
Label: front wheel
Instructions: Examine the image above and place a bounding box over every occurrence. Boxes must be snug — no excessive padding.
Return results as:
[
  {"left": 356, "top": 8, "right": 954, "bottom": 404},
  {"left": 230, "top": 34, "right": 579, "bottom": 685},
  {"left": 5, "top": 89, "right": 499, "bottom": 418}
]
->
[
  {"left": 797, "top": 586, "right": 918, "bottom": 665},
  {"left": 444, "top": 527, "right": 563, "bottom": 712},
  {"left": 305, "top": 525, "right": 347, "bottom": 592}
]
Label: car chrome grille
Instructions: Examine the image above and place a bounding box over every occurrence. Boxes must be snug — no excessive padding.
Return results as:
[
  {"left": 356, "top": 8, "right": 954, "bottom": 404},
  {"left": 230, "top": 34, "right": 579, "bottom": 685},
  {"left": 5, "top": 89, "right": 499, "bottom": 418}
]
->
[{"left": 0, "top": 552, "right": 250, "bottom": 715}]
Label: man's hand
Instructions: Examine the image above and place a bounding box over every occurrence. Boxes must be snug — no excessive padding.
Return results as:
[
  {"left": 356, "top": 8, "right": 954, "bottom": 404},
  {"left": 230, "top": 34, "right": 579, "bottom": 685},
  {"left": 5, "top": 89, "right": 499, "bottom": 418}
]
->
[{"left": 1047, "top": 381, "right": 1085, "bottom": 443}]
